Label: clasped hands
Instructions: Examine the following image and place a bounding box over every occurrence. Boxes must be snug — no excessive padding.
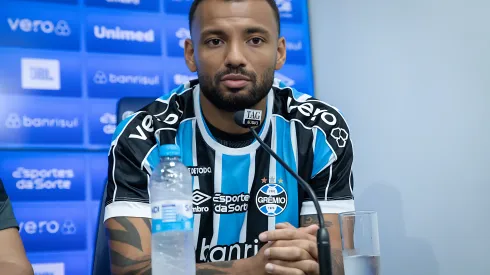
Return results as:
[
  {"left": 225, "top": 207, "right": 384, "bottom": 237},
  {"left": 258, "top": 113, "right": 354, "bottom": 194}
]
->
[{"left": 253, "top": 222, "right": 320, "bottom": 275}]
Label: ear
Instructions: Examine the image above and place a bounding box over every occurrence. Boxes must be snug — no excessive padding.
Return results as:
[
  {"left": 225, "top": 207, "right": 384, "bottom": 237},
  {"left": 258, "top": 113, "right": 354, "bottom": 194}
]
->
[
  {"left": 275, "top": 37, "right": 287, "bottom": 70},
  {"left": 184, "top": 38, "right": 197, "bottom": 72}
]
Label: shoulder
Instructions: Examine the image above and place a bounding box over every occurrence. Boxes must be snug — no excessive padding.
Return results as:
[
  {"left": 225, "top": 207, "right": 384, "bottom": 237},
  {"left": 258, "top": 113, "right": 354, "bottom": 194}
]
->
[
  {"left": 112, "top": 81, "right": 196, "bottom": 145},
  {"left": 272, "top": 79, "right": 351, "bottom": 139}
]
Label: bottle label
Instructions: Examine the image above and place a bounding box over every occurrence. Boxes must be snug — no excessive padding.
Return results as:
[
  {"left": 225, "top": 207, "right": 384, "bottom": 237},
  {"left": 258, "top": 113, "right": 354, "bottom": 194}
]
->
[{"left": 151, "top": 200, "right": 193, "bottom": 233}]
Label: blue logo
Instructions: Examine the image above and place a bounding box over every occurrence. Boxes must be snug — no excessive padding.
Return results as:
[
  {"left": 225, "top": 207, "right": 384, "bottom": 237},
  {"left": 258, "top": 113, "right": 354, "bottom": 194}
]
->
[
  {"left": 0, "top": 151, "right": 86, "bottom": 202},
  {"left": 163, "top": 0, "right": 193, "bottom": 14},
  {"left": 85, "top": 0, "right": 160, "bottom": 12},
  {"left": 275, "top": 64, "right": 312, "bottom": 96},
  {"left": 164, "top": 58, "right": 196, "bottom": 91},
  {"left": 276, "top": 0, "right": 303, "bottom": 23},
  {"left": 89, "top": 153, "right": 108, "bottom": 201},
  {"left": 165, "top": 19, "right": 189, "bottom": 58},
  {"left": 0, "top": 52, "right": 81, "bottom": 98},
  {"left": 0, "top": 96, "right": 84, "bottom": 147},
  {"left": 87, "top": 56, "right": 164, "bottom": 98},
  {"left": 283, "top": 26, "right": 306, "bottom": 64},
  {"left": 256, "top": 183, "right": 288, "bottom": 217},
  {"left": 0, "top": 6, "right": 80, "bottom": 51},
  {"left": 14, "top": 203, "right": 87, "bottom": 252},
  {"left": 85, "top": 14, "right": 162, "bottom": 55},
  {"left": 29, "top": 253, "right": 88, "bottom": 275},
  {"left": 87, "top": 99, "right": 117, "bottom": 146}
]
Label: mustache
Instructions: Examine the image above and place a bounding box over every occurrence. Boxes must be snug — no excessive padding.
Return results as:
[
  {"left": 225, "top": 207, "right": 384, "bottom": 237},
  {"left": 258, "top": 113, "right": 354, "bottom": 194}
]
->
[{"left": 214, "top": 67, "right": 256, "bottom": 82}]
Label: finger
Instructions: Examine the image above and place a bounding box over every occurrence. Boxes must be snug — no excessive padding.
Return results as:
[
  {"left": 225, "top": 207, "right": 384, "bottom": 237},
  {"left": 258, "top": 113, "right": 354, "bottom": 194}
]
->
[
  {"left": 265, "top": 263, "right": 305, "bottom": 275},
  {"left": 269, "top": 240, "right": 318, "bottom": 260},
  {"left": 300, "top": 224, "right": 320, "bottom": 235},
  {"left": 276, "top": 222, "right": 295, "bottom": 229},
  {"left": 269, "top": 260, "right": 319, "bottom": 275},
  {"left": 259, "top": 228, "right": 316, "bottom": 242},
  {"left": 265, "top": 246, "right": 313, "bottom": 261}
]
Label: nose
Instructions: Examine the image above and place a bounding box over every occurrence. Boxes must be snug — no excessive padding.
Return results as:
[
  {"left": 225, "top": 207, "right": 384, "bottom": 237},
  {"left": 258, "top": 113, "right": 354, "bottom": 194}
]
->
[{"left": 224, "top": 42, "right": 247, "bottom": 70}]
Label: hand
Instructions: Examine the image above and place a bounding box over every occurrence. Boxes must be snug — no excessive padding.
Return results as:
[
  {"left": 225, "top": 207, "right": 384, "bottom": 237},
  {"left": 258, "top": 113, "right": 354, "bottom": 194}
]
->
[{"left": 259, "top": 223, "right": 320, "bottom": 275}]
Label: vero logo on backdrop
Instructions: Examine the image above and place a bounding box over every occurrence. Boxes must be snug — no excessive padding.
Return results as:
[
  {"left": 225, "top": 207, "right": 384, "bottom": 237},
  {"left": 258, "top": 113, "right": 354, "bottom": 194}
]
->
[
  {"left": 0, "top": 8, "right": 80, "bottom": 51},
  {"left": 7, "top": 18, "right": 71, "bottom": 36}
]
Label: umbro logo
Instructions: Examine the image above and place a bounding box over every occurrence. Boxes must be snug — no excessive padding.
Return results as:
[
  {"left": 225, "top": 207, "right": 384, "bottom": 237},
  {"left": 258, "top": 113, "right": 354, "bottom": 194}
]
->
[
  {"left": 193, "top": 190, "right": 211, "bottom": 206},
  {"left": 193, "top": 189, "right": 211, "bottom": 214}
]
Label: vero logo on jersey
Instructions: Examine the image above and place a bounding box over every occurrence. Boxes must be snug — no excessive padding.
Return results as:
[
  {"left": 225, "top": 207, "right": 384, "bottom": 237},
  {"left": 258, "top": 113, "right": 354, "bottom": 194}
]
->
[
  {"left": 93, "top": 25, "right": 155, "bottom": 43},
  {"left": 129, "top": 114, "right": 179, "bottom": 140},
  {"left": 286, "top": 97, "right": 337, "bottom": 126},
  {"left": 7, "top": 18, "right": 71, "bottom": 36},
  {"left": 21, "top": 58, "right": 61, "bottom": 91}
]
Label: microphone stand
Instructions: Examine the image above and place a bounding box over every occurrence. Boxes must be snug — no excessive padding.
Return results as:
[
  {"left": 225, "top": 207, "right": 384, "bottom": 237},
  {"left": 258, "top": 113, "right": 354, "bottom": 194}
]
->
[{"left": 248, "top": 128, "right": 333, "bottom": 275}]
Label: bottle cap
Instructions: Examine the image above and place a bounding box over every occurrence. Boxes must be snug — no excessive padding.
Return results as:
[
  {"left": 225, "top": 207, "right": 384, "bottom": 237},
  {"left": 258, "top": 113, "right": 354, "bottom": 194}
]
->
[{"left": 159, "top": 144, "right": 181, "bottom": 158}]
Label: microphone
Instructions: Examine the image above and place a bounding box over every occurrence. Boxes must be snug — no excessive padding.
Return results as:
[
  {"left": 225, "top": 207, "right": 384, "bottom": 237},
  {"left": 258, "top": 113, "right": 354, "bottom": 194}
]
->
[{"left": 234, "top": 109, "right": 333, "bottom": 275}]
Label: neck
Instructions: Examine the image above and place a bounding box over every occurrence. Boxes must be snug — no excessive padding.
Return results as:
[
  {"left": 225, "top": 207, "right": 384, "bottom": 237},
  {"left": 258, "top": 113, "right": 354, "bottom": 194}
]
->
[{"left": 200, "top": 94, "right": 267, "bottom": 135}]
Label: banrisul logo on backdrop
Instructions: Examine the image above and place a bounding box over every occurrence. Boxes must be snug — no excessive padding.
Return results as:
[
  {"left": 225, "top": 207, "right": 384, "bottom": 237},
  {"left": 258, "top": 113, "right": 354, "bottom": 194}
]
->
[
  {"left": 86, "top": 14, "right": 162, "bottom": 55},
  {"left": 87, "top": 99, "right": 118, "bottom": 146},
  {"left": 0, "top": 53, "right": 82, "bottom": 98},
  {"left": 0, "top": 96, "right": 84, "bottom": 147},
  {"left": 0, "top": 151, "right": 85, "bottom": 202},
  {"left": 85, "top": 0, "right": 160, "bottom": 12},
  {"left": 275, "top": 0, "right": 302, "bottom": 23},
  {"left": 282, "top": 26, "right": 306, "bottom": 64},
  {"left": 14, "top": 204, "right": 87, "bottom": 252},
  {"left": 163, "top": 0, "right": 193, "bottom": 14},
  {"left": 165, "top": 20, "right": 189, "bottom": 57},
  {"left": 0, "top": 7, "right": 80, "bottom": 51},
  {"left": 87, "top": 56, "right": 164, "bottom": 98}
]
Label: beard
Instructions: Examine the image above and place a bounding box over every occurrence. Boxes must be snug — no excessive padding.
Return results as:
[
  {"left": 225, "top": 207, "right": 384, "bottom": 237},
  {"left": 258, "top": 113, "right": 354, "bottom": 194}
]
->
[{"left": 198, "top": 66, "right": 275, "bottom": 113}]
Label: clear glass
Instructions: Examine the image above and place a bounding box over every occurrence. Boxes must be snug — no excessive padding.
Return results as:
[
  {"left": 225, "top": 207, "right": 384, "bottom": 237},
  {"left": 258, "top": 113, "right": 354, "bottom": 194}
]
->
[{"left": 339, "top": 211, "right": 381, "bottom": 275}]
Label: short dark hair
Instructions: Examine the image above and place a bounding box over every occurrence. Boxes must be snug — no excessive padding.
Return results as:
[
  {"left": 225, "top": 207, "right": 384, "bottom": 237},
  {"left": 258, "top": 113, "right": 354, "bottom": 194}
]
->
[{"left": 188, "top": 0, "right": 281, "bottom": 36}]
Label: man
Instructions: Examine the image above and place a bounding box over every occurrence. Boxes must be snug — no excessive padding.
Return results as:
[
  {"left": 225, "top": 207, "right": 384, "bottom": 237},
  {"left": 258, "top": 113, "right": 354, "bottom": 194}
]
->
[
  {"left": 104, "top": 0, "right": 355, "bottom": 274},
  {"left": 0, "top": 179, "right": 33, "bottom": 275}
]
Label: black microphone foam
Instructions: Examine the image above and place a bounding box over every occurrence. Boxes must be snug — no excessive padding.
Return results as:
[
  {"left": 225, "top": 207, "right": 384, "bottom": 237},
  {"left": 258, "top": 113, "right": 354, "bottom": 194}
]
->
[
  {"left": 233, "top": 110, "right": 248, "bottom": 128},
  {"left": 233, "top": 109, "right": 333, "bottom": 275}
]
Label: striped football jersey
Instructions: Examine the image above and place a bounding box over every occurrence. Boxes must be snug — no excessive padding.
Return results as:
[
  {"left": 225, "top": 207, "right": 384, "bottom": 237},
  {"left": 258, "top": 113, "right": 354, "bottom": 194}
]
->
[{"left": 104, "top": 78, "right": 355, "bottom": 263}]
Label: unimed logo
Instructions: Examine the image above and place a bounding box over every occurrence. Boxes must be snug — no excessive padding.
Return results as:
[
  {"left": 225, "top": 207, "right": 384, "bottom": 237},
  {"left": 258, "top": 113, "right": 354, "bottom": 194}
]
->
[
  {"left": 93, "top": 25, "right": 155, "bottom": 43},
  {"left": 4, "top": 113, "right": 79, "bottom": 129},
  {"left": 7, "top": 18, "right": 71, "bottom": 36}
]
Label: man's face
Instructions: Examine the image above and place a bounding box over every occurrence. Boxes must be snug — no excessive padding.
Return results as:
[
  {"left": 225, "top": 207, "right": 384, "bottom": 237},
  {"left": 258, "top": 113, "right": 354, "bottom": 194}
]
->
[{"left": 184, "top": 0, "right": 286, "bottom": 112}]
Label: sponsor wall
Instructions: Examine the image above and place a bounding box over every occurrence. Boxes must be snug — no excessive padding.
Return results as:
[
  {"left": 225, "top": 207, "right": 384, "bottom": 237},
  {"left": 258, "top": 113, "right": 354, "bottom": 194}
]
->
[{"left": 0, "top": 0, "right": 314, "bottom": 274}]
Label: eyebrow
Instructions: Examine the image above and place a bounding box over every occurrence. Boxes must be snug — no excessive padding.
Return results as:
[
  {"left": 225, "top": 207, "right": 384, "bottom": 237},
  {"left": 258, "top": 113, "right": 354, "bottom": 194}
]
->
[{"left": 200, "top": 26, "right": 271, "bottom": 38}]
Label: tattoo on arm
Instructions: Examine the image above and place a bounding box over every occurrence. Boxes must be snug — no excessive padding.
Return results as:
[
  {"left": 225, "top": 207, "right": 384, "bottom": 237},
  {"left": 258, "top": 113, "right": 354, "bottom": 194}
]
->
[
  {"left": 196, "top": 261, "right": 235, "bottom": 275},
  {"left": 301, "top": 214, "right": 344, "bottom": 275},
  {"left": 106, "top": 217, "right": 152, "bottom": 275},
  {"left": 300, "top": 214, "right": 334, "bottom": 228}
]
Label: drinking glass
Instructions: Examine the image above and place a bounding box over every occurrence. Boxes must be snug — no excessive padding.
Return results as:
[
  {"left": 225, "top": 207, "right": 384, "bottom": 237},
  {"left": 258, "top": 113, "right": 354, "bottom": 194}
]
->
[{"left": 339, "top": 211, "right": 381, "bottom": 275}]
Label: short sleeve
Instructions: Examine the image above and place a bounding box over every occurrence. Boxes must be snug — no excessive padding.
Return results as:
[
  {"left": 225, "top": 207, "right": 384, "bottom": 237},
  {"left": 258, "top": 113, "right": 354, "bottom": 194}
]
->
[{"left": 300, "top": 103, "right": 355, "bottom": 215}]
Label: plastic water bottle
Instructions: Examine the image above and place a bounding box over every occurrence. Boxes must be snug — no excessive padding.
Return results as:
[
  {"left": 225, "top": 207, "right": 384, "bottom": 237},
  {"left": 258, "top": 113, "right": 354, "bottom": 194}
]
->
[{"left": 150, "top": 144, "right": 195, "bottom": 275}]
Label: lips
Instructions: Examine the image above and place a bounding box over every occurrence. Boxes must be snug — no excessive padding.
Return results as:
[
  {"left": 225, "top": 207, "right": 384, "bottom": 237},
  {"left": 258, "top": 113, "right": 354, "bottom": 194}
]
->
[{"left": 220, "top": 74, "right": 250, "bottom": 89}]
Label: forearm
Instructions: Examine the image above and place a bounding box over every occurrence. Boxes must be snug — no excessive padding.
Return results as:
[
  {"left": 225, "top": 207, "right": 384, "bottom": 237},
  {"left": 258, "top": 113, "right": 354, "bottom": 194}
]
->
[
  {"left": 197, "top": 258, "right": 254, "bottom": 275},
  {"left": 301, "top": 214, "right": 345, "bottom": 275}
]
